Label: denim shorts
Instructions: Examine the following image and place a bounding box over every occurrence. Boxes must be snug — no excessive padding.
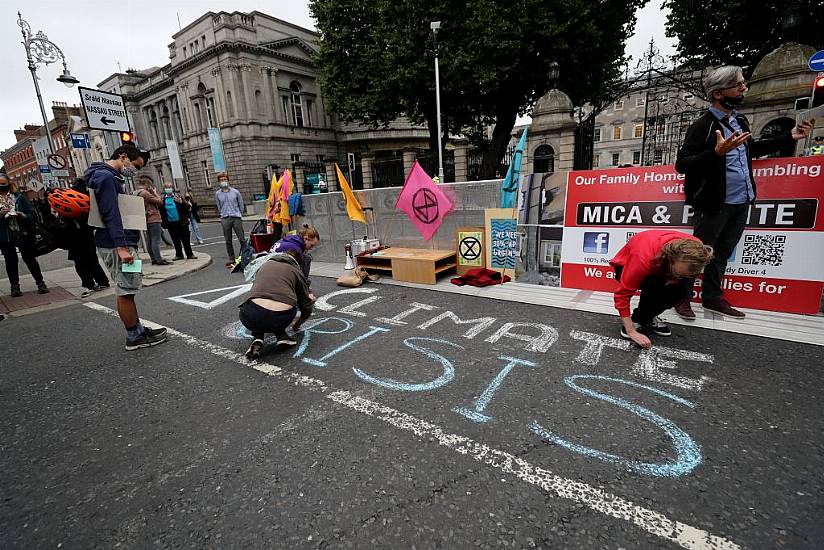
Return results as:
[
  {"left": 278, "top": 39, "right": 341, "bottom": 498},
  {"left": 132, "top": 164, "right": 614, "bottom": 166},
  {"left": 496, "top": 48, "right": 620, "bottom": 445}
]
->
[{"left": 100, "top": 247, "right": 142, "bottom": 296}]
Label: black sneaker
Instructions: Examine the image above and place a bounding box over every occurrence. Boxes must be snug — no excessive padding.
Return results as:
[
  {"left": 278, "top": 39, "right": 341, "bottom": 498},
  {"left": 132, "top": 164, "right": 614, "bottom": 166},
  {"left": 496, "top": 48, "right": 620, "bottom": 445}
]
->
[
  {"left": 640, "top": 316, "right": 671, "bottom": 336},
  {"left": 276, "top": 332, "right": 297, "bottom": 347},
  {"left": 10, "top": 284, "right": 22, "bottom": 297},
  {"left": 144, "top": 326, "right": 167, "bottom": 338},
  {"left": 36, "top": 281, "right": 49, "bottom": 294},
  {"left": 245, "top": 338, "right": 264, "bottom": 359},
  {"left": 125, "top": 329, "right": 167, "bottom": 351}
]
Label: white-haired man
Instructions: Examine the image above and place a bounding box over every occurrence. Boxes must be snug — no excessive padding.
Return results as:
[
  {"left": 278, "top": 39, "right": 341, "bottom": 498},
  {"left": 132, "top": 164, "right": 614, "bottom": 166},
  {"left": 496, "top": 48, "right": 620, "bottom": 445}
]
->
[{"left": 674, "top": 65, "right": 814, "bottom": 319}]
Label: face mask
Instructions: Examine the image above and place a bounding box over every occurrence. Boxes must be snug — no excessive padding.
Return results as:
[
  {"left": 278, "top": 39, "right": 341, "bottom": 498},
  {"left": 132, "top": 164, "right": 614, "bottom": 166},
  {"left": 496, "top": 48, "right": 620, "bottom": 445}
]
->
[
  {"left": 219, "top": 182, "right": 229, "bottom": 189},
  {"left": 164, "top": 188, "right": 174, "bottom": 194},
  {"left": 0, "top": 185, "right": 9, "bottom": 192},
  {"left": 719, "top": 95, "right": 744, "bottom": 110},
  {"left": 121, "top": 165, "right": 138, "bottom": 178}
]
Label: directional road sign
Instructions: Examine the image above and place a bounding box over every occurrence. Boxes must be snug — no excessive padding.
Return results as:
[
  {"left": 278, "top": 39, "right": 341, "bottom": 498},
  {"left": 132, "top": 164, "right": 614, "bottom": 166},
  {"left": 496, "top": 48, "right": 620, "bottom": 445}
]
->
[
  {"left": 70, "top": 133, "right": 90, "bottom": 149},
  {"left": 78, "top": 87, "right": 131, "bottom": 132},
  {"left": 809, "top": 50, "right": 824, "bottom": 72}
]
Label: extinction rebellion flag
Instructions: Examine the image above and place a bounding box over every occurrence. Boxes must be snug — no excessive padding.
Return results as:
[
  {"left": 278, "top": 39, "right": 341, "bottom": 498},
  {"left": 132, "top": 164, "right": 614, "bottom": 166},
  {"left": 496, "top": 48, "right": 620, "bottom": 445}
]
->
[{"left": 395, "top": 160, "right": 454, "bottom": 240}]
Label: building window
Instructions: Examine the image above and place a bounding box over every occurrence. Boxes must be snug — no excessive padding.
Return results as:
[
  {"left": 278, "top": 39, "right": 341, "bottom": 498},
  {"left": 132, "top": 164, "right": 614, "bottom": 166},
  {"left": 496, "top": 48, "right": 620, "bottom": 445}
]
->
[
  {"left": 255, "top": 90, "right": 264, "bottom": 116},
  {"left": 611, "top": 152, "right": 620, "bottom": 166},
  {"left": 226, "top": 91, "right": 234, "bottom": 118},
  {"left": 193, "top": 103, "right": 202, "bottom": 131},
  {"left": 593, "top": 128, "right": 601, "bottom": 142},
  {"left": 290, "top": 82, "right": 304, "bottom": 127},
  {"left": 635, "top": 96, "right": 645, "bottom": 107},
  {"left": 541, "top": 241, "right": 562, "bottom": 268},
  {"left": 633, "top": 124, "right": 643, "bottom": 138},
  {"left": 316, "top": 154, "right": 325, "bottom": 162},
  {"left": 306, "top": 99, "right": 314, "bottom": 126},
  {"left": 183, "top": 46, "right": 187, "bottom": 58},
  {"left": 532, "top": 144, "right": 555, "bottom": 174},
  {"left": 206, "top": 98, "right": 215, "bottom": 128},
  {"left": 202, "top": 160, "right": 212, "bottom": 187},
  {"left": 201, "top": 35, "right": 206, "bottom": 49},
  {"left": 614, "top": 100, "right": 624, "bottom": 111},
  {"left": 632, "top": 151, "right": 641, "bottom": 165},
  {"left": 593, "top": 154, "right": 600, "bottom": 167},
  {"left": 281, "top": 96, "right": 289, "bottom": 123},
  {"left": 291, "top": 153, "right": 301, "bottom": 163},
  {"left": 653, "top": 149, "right": 663, "bottom": 164},
  {"left": 613, "top": 126, "right": 622, "bottom": 140}
]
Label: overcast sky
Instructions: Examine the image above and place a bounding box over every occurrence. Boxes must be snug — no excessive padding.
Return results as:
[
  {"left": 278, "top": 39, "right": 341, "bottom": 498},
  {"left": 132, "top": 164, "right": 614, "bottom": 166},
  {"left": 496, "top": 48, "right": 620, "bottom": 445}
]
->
[{"left": 0, "top": 0, "right": 675, "bottom": 161}]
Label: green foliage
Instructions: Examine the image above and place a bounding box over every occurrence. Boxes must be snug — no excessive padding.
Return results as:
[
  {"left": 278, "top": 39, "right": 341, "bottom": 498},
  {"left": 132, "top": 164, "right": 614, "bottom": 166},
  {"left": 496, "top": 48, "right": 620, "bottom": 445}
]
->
[{"left": 663, "top": 0, "right": 824, "bottom": 73}]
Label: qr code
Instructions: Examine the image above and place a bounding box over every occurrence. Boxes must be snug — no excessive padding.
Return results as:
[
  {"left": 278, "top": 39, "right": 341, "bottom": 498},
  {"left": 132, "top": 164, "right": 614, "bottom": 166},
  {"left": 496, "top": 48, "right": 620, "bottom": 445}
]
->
[
  {"left": 741, "top": 234, "right": 786, "bottom": 266},
  {"left": 626, "top": 232, "right": 637, "bottom": 242}
]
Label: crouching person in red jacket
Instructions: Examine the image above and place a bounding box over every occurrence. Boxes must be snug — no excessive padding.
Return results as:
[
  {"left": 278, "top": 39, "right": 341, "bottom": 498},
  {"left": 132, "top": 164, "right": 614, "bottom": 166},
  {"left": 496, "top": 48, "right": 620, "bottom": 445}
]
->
[{"left": 610, "top": 230, "right": 713, "bottom": 349}]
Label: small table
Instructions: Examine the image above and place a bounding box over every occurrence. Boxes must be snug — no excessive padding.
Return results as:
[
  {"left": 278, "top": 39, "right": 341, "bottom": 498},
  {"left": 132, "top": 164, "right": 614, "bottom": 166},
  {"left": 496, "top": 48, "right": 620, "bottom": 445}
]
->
[{"left": 356, "top": 247, "right": 457, "bottom": 284}]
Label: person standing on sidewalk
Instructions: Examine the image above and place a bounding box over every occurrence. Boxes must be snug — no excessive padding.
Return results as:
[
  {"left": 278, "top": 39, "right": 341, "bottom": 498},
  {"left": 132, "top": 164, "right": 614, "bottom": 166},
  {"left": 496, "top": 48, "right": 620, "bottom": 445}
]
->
[
  {"left": 0, "top": 173, "right": 49, "bottom": 297},
  {"left": 159, "top": 183, "right": 197, "bottom": 261},
  {"left": 85, "top": 144, "right": 166, "bottom": 350},
  {"left": 185, "top": 192, "right": 205, "bottom": 244},
  {"left": 674, "top": 65, "right": 814, "bottom": 320},
  {"left": 611, "top": 230, "right": 713, "bottom": 349},
  {"left": 215, "top": 175, "right": 245, "bottom": 265},
  {"left": 136, "top": 176, "right": 169, "bottom": 266}
]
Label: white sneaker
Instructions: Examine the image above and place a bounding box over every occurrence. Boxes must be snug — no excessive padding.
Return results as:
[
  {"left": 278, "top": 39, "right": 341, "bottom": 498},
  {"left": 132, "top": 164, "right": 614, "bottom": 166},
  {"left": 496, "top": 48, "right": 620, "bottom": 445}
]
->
[{"left": 80, "top": 287, "right": 93, "bottom": 298}]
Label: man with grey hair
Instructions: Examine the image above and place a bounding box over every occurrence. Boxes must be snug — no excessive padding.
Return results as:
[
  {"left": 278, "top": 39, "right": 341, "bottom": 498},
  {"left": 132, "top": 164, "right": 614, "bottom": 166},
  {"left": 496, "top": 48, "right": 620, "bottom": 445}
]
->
[{"left": 674, "top": 65, "right": 814, "bottom": 320}]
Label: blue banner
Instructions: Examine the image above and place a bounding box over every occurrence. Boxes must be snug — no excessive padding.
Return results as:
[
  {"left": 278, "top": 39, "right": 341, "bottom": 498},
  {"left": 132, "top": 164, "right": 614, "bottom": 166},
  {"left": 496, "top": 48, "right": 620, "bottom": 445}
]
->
[
  {"left": 501, "top": 128, "right": 528, "bottom": 208},
  {"left": 207, "top": 127, "right": 226, "bottom": 173}
]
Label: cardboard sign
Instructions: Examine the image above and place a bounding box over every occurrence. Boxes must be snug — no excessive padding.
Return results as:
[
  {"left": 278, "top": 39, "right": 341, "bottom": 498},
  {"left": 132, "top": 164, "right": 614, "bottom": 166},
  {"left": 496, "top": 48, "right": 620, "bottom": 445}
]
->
[
  {"left": 456, "top": 226, "right": 485, "bottom": 275},
  {"left": 559, "top": 158, "right": 824, "bottom": 314},
  {"left": 485, "top": 208, "right": 520, "bottom": 273},
  {"left": 88, "top": 189, "right": 148, "bottom": 231}
]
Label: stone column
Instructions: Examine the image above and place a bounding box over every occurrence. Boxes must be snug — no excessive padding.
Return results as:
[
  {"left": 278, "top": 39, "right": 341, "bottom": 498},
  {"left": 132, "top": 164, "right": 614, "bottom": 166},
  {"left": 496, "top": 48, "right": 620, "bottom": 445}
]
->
[
  {"left": 361, "top": 153, "right": 374, "bottom": 189},
  {"left": 211, "top": 67, "right": 227, "bottom": 124},
  {"left": 227, "top": 64, "right": 244, "bottom": 119},
  {"left": 402, "top": 147, "right": 416, "bottom": 175},
  {"left": 453, "top": 140, "right": 469, "bottom": 182},
  {"left": 261, "top": 66, "right": 277, "bottom": 122},
  {"left": 239, "top": 63, "right": 255, "bottom": 121}
]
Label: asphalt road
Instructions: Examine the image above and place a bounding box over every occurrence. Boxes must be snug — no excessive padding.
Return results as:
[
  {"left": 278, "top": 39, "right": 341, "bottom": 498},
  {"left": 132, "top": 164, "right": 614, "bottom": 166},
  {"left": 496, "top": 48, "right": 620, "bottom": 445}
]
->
[{"left": 1, "top": 260, "right": 822, "bottom": 549}]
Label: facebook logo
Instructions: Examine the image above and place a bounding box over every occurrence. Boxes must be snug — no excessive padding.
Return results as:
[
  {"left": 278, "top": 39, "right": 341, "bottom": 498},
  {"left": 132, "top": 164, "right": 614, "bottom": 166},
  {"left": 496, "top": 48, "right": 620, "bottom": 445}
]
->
[{"left": 583, "top": 232, "right": 610, "bottom": 254}]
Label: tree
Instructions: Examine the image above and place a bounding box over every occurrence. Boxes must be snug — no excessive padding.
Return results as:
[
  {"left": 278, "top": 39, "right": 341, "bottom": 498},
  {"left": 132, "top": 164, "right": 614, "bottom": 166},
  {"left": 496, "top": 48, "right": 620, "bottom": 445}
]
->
[
  {"left": 663, "top": 0, "right": 824, "bottom": 73},
  {"left": 310, "top": 0, "right": 646, "bottom": 179}
]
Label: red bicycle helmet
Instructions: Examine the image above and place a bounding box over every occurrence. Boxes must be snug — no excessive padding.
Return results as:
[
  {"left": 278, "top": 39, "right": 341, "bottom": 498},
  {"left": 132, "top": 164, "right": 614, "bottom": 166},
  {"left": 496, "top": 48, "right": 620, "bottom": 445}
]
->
[{"left": 48, "top": 188, "right": 90, "bottom": 219}]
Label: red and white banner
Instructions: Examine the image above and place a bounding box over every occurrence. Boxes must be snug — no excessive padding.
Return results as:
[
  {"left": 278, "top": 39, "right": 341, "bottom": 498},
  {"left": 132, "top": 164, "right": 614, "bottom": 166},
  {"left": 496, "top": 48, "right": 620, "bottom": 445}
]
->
[{"left": 560, "top": 157, "right": 824, "bottom": 314}]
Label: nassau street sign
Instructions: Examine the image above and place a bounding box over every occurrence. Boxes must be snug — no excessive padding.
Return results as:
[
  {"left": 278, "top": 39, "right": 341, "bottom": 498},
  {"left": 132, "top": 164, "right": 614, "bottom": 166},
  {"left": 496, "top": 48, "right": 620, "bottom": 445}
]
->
[{"left": 78, "top": 87, "right": 130, "bottom": 132}]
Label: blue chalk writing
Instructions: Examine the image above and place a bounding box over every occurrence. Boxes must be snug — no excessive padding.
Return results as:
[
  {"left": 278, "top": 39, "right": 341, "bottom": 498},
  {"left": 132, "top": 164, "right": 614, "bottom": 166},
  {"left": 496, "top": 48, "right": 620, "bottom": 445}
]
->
[
  {"left": 454, "top": 356, "right": 536, "bottom": 423},
  {"left": 303, "top": 326, "right": 390, "bottom": 367},
  {"left": 293, "top": 317, "right": 354, "bottom": 360},
  {"left": 529, "top": 374, "right": 701, "bottom": 477},
  {"left": 353, "top": 337, "right": 462, "bottom": 391}
]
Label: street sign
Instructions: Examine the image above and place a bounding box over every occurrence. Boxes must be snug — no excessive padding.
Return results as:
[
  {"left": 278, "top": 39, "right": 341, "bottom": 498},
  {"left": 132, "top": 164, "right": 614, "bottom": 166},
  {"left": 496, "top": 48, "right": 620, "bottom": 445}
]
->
[
  {"left": 27, "top": 179, "right": 44, "bottom": 192},
  {"left": 52, "top": 169, "right": 70, "bottom": 177},
  {"left": 78, "top": 86, "right": 130, "bottom": 132},
  {"left": 70, "top": 133, "right": 90, "bottom": 149},
  {"left": 39, "top": 166, "right": 51, "bottom": 174},
  {"left": 47, "top": 153, "right": 67, "bottom": 170},
  {"left": 809, "top": 50, "right": 824, "bottom": 72}
]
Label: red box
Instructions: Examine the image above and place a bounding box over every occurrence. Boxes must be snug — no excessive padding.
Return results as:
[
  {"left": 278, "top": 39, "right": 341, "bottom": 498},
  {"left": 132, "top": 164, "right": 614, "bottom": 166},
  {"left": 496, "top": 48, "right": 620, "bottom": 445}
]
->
[{"left": 250, "top": 233, "right": 275, "bottom": 253}]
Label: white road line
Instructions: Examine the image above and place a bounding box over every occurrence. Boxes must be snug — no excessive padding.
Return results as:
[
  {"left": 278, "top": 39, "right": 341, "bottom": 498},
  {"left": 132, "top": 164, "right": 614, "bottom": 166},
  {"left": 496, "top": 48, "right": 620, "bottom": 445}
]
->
[{"left": 83, "top": 301, "right": 741, "bottom": 550}]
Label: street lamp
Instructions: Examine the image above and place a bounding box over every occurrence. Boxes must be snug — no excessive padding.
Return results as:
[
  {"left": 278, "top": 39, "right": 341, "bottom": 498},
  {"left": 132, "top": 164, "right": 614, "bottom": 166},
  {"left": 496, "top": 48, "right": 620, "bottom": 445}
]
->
[
  {"left": 17, "top": 11, "right": 80, "bottom": 155},
  {"left": 430, "top": 21, "right": 444, "bottom": 182}
]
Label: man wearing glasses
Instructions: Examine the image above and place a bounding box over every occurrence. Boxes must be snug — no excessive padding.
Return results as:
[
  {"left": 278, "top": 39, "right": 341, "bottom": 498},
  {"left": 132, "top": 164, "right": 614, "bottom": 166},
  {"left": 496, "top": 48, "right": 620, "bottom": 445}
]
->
[{"left": 674, "top": 65, "right": 814, "bottom": 319}]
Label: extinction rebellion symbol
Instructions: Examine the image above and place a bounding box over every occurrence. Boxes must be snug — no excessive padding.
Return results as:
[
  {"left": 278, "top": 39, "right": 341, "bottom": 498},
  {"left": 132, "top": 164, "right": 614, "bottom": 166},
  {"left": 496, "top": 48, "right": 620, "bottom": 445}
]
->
[
  {"left": 412, "top": 189, "right": 439, "bottom": 224},
  {"left": 459, "top": 236, "right": 481, "bottom": 261}
]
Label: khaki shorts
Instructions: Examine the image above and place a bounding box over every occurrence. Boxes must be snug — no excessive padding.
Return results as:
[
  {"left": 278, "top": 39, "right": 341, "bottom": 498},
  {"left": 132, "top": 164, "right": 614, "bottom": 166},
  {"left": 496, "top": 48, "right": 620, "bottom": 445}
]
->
[{"left": 100, "top": 247, "right": 142, "bottom": 296}]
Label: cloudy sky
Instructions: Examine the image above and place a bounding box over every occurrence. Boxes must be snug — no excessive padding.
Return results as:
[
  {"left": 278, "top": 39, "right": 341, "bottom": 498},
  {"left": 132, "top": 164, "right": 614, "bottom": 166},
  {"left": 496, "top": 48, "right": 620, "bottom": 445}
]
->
[{"left": 0, "top": 0, "right": 675, "bottom": 160}]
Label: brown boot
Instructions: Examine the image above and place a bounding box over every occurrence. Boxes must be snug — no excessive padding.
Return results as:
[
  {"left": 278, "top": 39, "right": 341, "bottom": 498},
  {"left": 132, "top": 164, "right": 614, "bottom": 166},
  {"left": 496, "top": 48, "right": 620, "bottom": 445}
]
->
[
  {"left": 702, "top": 298, "right": 745, "bottom": 319},
  {"left": 673, "top": 299, "right": 696, "bottom": 320}
]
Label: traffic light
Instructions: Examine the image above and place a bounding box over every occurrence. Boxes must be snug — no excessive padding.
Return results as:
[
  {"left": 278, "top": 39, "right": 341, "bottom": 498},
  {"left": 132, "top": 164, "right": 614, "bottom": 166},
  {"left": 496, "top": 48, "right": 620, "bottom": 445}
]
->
[
  {"left": 812, "top": 74, "right": 824, "bottom": 108},
  {"left": 120, "top": 131, "right": 135, "bottom": 144}
]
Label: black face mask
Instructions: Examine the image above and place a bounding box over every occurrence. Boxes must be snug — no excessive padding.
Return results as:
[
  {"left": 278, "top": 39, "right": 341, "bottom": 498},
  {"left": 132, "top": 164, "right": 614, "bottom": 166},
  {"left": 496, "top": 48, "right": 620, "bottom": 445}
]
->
[
  {"left": 719, "top": 95, "right": 744, "bottom": 110},
  {"left": 0, "top": 185, "right": 9, "bottom": 192}
]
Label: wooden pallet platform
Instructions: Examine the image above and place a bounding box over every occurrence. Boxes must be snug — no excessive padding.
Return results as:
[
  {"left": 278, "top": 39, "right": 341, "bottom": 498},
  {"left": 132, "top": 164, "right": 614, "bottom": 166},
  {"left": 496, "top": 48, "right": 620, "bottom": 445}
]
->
[{"left": 356, "top": 247, "right": 457, "bottom": 284}]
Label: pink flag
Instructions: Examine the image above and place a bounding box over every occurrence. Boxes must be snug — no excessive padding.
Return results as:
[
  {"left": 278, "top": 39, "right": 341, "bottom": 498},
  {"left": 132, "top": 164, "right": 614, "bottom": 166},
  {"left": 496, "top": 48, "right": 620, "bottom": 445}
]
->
[
  {"left": 395, "top": 160, "right": 454, "bottom": 241},
  {"left": 281, "top": 169, "right": 292, "bottom": 202}
]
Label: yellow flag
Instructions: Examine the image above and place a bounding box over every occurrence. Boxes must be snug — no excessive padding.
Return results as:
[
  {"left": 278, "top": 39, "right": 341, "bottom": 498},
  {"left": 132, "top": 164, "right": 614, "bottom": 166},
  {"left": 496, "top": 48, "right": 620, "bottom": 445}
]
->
[
  {"left": 279, "top": 170, "right": 292, "bottom": 224},
  {"left": 335, "top": 164, "right": 367, "bottom": 224}
]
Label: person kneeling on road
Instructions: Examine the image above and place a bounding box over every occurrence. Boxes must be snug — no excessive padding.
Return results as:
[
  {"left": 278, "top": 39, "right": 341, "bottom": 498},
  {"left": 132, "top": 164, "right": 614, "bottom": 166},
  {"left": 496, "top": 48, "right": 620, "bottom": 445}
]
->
[
  {"left": 610, "top": 230, "right": 713, "bottom": 349},
  {"left": 239, "top": 243, "right": 314, "bottom": 360}
]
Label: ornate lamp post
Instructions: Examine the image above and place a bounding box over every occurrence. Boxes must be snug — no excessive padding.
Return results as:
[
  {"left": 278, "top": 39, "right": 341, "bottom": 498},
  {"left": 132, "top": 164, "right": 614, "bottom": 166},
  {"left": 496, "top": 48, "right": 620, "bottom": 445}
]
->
[{"left": 17, "top": 11, "right": 80, "bottom": 155}]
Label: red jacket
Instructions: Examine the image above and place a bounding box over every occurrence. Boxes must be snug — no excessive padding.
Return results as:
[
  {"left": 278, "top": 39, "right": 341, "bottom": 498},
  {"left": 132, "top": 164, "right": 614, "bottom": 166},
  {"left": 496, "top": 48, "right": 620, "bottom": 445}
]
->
[{"left": 609, "top": 230, "right": 700, "bottom": 317}]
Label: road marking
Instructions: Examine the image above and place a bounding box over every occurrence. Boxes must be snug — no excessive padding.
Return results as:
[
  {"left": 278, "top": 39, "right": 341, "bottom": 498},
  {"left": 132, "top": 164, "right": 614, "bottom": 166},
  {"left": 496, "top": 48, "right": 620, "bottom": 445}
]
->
[
  {"left": 167, "top": 284, "right": 251, "bottom": 310},
  {"left": 83, "top": 301, "right": 741, "bottom": 550}
]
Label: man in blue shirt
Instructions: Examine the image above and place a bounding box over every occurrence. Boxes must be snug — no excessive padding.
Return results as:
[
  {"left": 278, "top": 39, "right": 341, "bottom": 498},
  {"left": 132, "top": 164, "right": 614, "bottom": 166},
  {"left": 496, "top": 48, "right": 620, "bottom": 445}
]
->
[
  {"left": 675, "top": 66, "right": 814, "bottom": 319},
  {"left": 214, "top": 174, "right": 245, "bottom": 264}
]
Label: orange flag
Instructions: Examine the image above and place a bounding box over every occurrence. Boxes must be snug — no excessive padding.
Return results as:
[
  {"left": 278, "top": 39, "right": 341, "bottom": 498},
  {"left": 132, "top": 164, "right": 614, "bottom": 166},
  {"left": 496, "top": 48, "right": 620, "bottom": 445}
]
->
[{"left": 335, "top": 164, "right": 367, "bottom": 224}]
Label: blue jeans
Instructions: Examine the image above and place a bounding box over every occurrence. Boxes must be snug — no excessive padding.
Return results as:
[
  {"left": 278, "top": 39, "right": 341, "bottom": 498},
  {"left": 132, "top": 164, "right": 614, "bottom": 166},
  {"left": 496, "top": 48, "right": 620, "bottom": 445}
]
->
[{"left": 189, "top": 214, "right": 204, "bottom": 243}]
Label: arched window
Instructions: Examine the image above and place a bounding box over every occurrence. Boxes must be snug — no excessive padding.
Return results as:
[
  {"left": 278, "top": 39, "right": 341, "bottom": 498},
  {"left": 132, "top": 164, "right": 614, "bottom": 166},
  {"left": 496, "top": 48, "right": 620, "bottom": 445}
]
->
[
  {"left": 148, "top": 109, "right": 159, "bottom": 145},
  {"left": 290, "top": 82, "right": 304, "bottom": 127},
  {"left": 760, "top": 118, "right": 796, "bottom": 158},
  {"left": 161, "top": 105, "right": 172, "bottom": 138},
  {"left": 254, "top": 90, "right": 264, "bottom": 116},
  {"left": 226, "top": 90, "right": 234, "bottom": 118},
  {"left": 205, "top": 98, "right": 215, "bottom": 127},
  {"left": 533, "top": 144, "right": 555, "bottom": 174}
]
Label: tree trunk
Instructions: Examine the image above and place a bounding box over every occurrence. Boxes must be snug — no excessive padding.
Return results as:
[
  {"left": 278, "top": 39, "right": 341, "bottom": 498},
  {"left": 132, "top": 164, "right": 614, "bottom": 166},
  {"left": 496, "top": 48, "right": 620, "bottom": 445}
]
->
[{"left": 480, "top": 108, "right": 518, "bottom": 180}]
